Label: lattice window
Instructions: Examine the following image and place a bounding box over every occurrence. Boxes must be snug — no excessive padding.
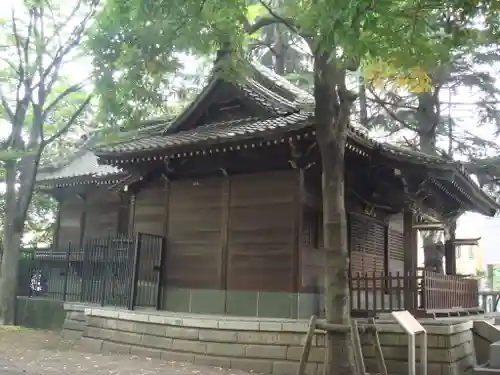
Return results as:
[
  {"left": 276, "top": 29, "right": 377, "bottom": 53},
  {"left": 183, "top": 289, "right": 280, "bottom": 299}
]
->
[
  {"left": 349, "top": 215, "right": 386, "bottom": 276},
  {"left": 388, "top": 230, "right": 404, "bottom": 261}
]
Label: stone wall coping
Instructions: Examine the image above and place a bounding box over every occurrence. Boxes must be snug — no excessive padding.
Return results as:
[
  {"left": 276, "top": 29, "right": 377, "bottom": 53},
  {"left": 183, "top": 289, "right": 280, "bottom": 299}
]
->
[
  {"left": 64, "top": 302, "right": 97, "bottom": 312},
  {"left": 473, "top": 320, "right": 500, "bottom": 343},
  {"left": 84, "top": 307, "right": 481, "bottom": 334}
]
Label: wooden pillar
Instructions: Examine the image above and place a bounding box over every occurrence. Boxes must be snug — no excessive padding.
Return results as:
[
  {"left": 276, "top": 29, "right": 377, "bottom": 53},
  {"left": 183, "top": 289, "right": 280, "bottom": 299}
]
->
[
  {"left": 159, "top": 180, "right": 170, "bottom": 310},
  {"left": 220, "top": 176, "right": 231, "bottom": 291},
  {"left": 52, "top": 196, "right": 62, "bottom": 251},
  {"left": 78, "top": 193, "right": 87, "bottom": 248},
  {"left": 403, "top": 211, "right": 417, "bottom": 275},
  {"left": 403, "top": 210, "right": 418, "bottom": 310},
  {"left": 128, "top": 193, "right": 136, "bottom": 234},
  {"left": 292, "top": 170, "right": 303, "bottom": 293},
  {"left": 444, "top": 222, "right": 456, "bottom": 275}
]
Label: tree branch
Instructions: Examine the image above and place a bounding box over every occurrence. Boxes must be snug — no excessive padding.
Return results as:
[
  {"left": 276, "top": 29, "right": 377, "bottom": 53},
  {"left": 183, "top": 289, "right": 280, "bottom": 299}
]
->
[
  {"left": 243, "top": 16, "right": 283, "bottom": 35},
  {"left": 42, "top": 82, "right": 86, "bottom": 121},
  {"left": 35, "top": 0, "right": 97, "bottom": 93},
  {"left": 0, "top": 88, "right": 14, "bottom": 123},
  {"left": 258, "top": 0, "right": 299, "bottom": 35},
  {"left": 42, "top": 94, "right": 92, "bottom": 146},
  {"left": 367, "top": 87, "right": 418, "bottom": 132}
]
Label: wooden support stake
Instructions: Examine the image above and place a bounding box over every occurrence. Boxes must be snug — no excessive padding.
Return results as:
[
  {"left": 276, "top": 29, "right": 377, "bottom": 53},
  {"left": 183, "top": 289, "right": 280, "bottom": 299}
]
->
[
  {"left": 368, "top": 318, "right": 388, "bottom": 375},
  {"left": 297, "top": 316, "right": 317, "bottom": 375},
  {"left": 351, "top": 320, "right": 365, "bottom": 375}
]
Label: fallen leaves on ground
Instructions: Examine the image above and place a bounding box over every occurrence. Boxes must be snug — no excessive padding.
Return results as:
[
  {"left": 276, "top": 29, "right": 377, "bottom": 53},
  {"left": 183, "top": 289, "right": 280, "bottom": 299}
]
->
[{"left": 0, "top": 329, "right": 253, "bottom": 375}]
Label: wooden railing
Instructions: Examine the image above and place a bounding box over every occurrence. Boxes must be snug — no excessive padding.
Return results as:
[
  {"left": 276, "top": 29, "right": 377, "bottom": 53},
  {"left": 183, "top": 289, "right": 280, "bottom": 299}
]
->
[
  {"left": 350, "top": 269, "right": 480, "bottom": 317},
  {"left": 421, "top": 270, "right": 479, "bottom": 311}
]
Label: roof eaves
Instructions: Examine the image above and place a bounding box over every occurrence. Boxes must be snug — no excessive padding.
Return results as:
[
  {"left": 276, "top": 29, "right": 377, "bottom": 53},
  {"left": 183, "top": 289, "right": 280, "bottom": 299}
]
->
[{"left": 452, "top": 172, "right": 499, "bottom": 215}]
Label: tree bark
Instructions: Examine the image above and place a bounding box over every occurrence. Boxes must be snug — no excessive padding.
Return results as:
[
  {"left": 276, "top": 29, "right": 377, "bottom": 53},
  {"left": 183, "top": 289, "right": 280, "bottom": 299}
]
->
[
  {"left": 416, "top": 92, "right": 439, "bottom": 155},
  {"left": 358, "top": 75, "right": 368, "bottom": 127},
  {"left": 314, "top": 52, "right": 356, "bottom": 375},
  {"left": 0, "top": 161, "right": 23, "bottom": 325}
]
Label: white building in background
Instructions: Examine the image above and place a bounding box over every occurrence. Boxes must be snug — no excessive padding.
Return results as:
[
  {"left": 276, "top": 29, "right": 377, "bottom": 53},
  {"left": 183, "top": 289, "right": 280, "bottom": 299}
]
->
[
  {"left": 454, "top": 238, "right": 484, "bottom": 275},
  {"left": 417, "top": 231, "right": 485, "bottom": 279}
]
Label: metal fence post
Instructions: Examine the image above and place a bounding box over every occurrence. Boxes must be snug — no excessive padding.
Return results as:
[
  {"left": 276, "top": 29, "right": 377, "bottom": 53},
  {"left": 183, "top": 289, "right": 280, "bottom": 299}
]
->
[
  {"left": 62, "top": 242, "right": 71, "bottom": 301},
  {"left": 156, "top": 236, "right": 167, "bottom": 310},
  {"left": 128, "top": 232, "right": 142, "bottom": 310},
  {"left": 80, "top": 240, "right": 90, "bottom": 302},
  {"left": 100, "top": 236, "right": 111, "bottom": 307}
]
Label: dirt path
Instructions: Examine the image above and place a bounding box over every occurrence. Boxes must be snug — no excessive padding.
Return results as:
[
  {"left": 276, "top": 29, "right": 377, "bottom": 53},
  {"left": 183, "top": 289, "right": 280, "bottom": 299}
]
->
[{"left": 0, "top": 328, "right": 251, "bottom": 375}]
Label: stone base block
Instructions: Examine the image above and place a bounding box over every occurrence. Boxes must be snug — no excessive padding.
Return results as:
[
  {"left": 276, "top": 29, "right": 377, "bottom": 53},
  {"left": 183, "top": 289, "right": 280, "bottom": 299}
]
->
[{"left": 72, "top": 307, "right": 484, "bottom": 375}]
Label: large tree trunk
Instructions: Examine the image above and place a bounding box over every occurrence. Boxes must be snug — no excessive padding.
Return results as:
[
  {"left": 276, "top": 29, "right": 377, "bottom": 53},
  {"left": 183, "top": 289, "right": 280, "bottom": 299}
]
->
[
  {"left": 0, "top": 161, "right": 23, "bottom": 325},
  {"left": 314, "top": 53, "right": 356, "bottom": 375},
  {"left": 358, "top": 75, "right": 368, "bottom": 127},
  {"left": 0, "top": 230, "right": 22, "bottom": 325},
  {"left": 416, "top": 92, "right": 439, "bottom": 155}
]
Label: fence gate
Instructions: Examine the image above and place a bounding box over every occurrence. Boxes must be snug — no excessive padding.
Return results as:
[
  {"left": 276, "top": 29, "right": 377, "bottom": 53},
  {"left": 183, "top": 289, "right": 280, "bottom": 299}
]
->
[
  {"left": 80, "top": 235, "right": 136, "bottom": 308},
  {"left": 130, "top": 233, "right": 166, "bottom": 309}
]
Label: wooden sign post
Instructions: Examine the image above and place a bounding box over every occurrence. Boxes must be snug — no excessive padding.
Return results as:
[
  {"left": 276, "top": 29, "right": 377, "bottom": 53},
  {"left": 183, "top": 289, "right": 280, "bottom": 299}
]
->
[{"left": 391, "top": 311, "right": 427, "bottom": 375}]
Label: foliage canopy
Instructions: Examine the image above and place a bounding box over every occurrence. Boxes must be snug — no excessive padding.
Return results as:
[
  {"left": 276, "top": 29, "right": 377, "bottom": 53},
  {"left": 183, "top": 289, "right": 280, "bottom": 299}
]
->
[{"left": 88, "top": 0, "right": 500, "bottom": 126}]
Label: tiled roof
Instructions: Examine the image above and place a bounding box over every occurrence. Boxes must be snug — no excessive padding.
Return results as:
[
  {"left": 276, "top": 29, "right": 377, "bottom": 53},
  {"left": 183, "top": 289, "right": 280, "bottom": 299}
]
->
[
  {"left": 96, "top": 113, "right": 311, "bottom": 154},
  {"left": 162, "top": 61, "right": 314, "bottom": 135},
  {"left": 36, "top": 148, "right": 123, "bottom": 184},
  {"left": 91, "top": 59, "right": 498, "bottom": 215},
  {"left": 249, "top": 61, "right": 314, "bottom": 106},
  {"left": 37, "top": 123, "right": 169, "bottom": 185}
]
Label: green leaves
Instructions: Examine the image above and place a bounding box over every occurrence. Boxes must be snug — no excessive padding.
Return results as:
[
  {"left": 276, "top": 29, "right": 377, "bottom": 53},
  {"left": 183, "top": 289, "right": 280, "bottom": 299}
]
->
[
  {"left": 246, "top": 3, "right": 266, "bottom": 23},
  {"left": 0, "top": 149, "right": 36, "bottom": 162},
  {"left": 86, "top": 0, "right": 500, "bottom": 127}
]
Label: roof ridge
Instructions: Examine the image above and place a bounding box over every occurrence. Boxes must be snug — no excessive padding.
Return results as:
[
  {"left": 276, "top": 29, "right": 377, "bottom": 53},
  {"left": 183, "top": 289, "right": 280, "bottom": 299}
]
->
[{"left": 249, "top": 60, "right": 314, "bottom": 104}]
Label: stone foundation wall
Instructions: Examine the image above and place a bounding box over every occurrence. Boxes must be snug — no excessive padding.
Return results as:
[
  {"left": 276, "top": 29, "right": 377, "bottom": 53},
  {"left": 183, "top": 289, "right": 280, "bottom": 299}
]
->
[
  {"left": 15, "top": 297, "right": 66, "bottom": 330},
  {"left": 471, "top": 320, "right": 500, "bottom": 366},
  {"left": 61, "top": 303, "right": 88, "bottom": 341},
  {"left": 76, "top": 308, "right": 481, "bottom": 375},
  {"left": 363, "top": 321, "right": 475, "bottom": 375}
]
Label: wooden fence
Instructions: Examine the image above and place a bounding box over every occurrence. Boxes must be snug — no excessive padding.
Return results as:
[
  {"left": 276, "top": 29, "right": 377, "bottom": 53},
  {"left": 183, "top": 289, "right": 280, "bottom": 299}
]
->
[{"left": 350, "top": 269, "right": 479, "bottom": 317}]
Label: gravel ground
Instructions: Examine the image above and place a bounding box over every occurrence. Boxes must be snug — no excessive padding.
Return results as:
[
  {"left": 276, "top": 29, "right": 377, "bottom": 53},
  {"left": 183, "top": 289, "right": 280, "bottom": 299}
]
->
[{"left": 0, "top": 328, "right": 251, "bottom": 375}]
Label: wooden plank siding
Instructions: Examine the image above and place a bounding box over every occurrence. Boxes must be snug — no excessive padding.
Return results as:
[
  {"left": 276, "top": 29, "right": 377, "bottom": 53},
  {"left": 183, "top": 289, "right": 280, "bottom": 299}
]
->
[
  {"left": 226, "top": 171, "right": 297, "bottom": 292},
  {"left": 165, "top": 170, "right": 299, "bottom": 293},
  {"left": 56, "top": 194, "right": 85, "bottom": 250},
  {"left": 84, "top": 188, "right": 123, "bottom": 238},
  {"left": 133, "top": 183, "right": 168, "bottom": 236},
  {"left": 166, "top": 177, "right": 224, "bottom": 289},
  {"left": 55, "top": 187, "right": 130, "bottom": 250}
]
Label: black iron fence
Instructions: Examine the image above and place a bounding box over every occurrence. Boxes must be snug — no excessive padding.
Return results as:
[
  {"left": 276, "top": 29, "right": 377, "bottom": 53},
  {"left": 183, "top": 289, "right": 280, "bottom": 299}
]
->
[{"left": 18, "top": 233, "right": 166, "bottom": 309}]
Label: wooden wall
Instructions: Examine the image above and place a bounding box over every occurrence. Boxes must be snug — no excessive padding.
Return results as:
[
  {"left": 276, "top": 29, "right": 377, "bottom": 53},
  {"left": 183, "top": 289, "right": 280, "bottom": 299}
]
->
[
  {"left": 166, "top": 177, "right": 224, "bottom": 289},
  {"left": 56, "top": 193, "right": 84, "bottom": 250},
  {"left": 227, "top": 171, "right": 297, "bottom": 292},
  {"left": 84, "top": 187, "right": 123, "bottom": 238},
  {"left": 55, "top": 186, "right": 128, "bottom": 250},
  {"left": 165, "top": 170, "right": 299, "bottom": 293},
  {"left": 133, "top": 182, "right": 167, "bottom": 236},
  {"left": 299, "top": 171, "right": 393, "bottom": 291}
]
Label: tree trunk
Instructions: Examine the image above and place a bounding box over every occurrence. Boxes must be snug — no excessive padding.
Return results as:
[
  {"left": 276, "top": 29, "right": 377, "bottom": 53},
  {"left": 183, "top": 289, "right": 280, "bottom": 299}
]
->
[
  {"left": 0, "top": 229, "right": 22, "bottom": 325},
  {"left": 314, "top": 53, "right": 356, "bottom": 375},
  {"left": 358, "top": 75, "right": 368, "bottom": 127},
  {"left": 0, "top": 161, "right": 23, "bottom": 325},
  {"left": 416, "top": 92, "right": 439, "bottom": 155}
]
